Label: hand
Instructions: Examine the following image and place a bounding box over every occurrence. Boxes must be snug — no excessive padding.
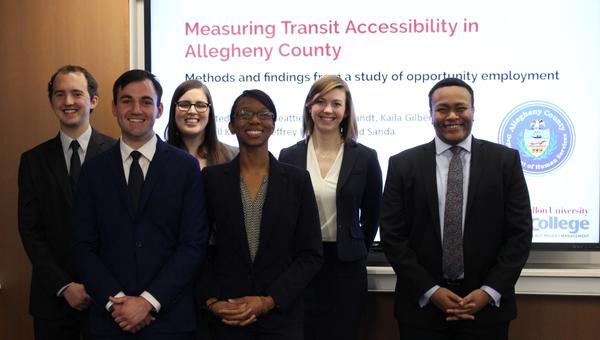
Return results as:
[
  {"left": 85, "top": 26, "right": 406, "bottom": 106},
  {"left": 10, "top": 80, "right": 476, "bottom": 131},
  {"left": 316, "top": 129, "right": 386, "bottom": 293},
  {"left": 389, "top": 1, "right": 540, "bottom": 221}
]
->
[
  {"left": 129, "top": 314, "right": 155, "bottom": 333},
  {"left": 430, "top": 287, "right": 474, "bottom": 321},
  {"left": 110, "top": 296, "right": 155, "bottom": 333},
  {"left": 446, "top": 289, "right": 491, "bottom": 321},
  {"left": 228, "top": 296, "right": 274, "bottom": 317},
  {"left": 208, "top": 296, "right": 274, "bottom": 327},
  {"left": 209, "top": 299, "right": 255, "bottom": 327},
  {"left": 63, "top": 283, "right": 91, "bottom": 311}
]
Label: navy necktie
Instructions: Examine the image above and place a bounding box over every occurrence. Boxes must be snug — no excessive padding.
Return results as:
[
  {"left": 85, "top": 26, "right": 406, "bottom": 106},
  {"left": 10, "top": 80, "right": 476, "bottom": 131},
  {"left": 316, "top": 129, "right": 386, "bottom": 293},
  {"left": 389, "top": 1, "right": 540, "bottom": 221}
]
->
[
  {"left": 69, "top": 140, "right": 81, "bottom": 192},
  {"left": 443, "top": 146, "right": 464, "bottom": 280},
  {"left": 128, "top": 151, "right": 144, "bottom": 212}
]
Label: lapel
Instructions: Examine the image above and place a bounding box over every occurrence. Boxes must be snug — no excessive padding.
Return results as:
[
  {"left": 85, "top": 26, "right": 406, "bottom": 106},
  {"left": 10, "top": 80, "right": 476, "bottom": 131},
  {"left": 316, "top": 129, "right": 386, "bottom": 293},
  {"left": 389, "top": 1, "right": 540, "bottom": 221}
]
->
[
  {"left": 46, "top": 134, "right": 73, "bottom": 205},
  {"left": 136, "top": 138, "right": 168, "bottom": 217},
  {"left": 337, "top": 141, "right": 358, "bottom": 192},
  {"left": 106, "top": 142, "right": 133, "bottom": 218},
  {"left": 85, "top": 129, "right": 109, "bottom": 161},
  {"left": 422, "top": 140, "right": 442, "bottom": 242},
  {"left": 289, "top": 140, "right": 308, "bottom": 168},
  {"left": 222, "top": 157, "right": 252, "bottom": 261},
  {"left": 253, "top": 154, "right": 286, "bottom": 263},
  {"left": 466, "top": 138, "right": 485, "bottom": 223}
]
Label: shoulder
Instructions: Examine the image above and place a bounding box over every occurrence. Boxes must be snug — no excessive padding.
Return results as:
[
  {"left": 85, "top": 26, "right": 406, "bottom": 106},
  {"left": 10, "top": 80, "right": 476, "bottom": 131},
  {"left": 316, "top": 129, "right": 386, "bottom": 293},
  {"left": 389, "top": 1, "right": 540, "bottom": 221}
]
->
[
  {"left": 279, "top": 140, "right": 305, "bottom": 155},
  {"left": 474, "top": 138, "right": 514, "bottom": 151},
  {"left": 91, "top": 129, "right": 117, "bottom": 144},
  {"left": 348, "top": 141, "right": 378, "bottom": 157},
  {"left": 278, "top": 160, "right": 307, "bottom": 175},
  {"left": 219, "top": 142, "right": 239, "bottom": 161},
  {"left": 161, "top": 139, "right": 194, "bottom": 161},
  {"left": 389, "top": 140, "right": 433, "bottom": 162},
  {"left": 273, "top": 158, "right": 311, "bottom": 185},
  {"left": 21, "top": 136, "right": 58, "bottom": 157},
  {"left": 164, "top": 143, "right": 203, "bottom": 176},
  {"left": 473, "top": 138, "right": 519, "bottom": 158},
  {"left": 20, "top": 137, "right": 61, "bottom": 168},
  {"left": 203, "top": 161, "right": 227, "bottom": 175},
  {"left": 83, "top": 142, "right": 119, "bottom": 167},
  {"left": 202, "top": 161, "right": 231, "bottom": 182}
]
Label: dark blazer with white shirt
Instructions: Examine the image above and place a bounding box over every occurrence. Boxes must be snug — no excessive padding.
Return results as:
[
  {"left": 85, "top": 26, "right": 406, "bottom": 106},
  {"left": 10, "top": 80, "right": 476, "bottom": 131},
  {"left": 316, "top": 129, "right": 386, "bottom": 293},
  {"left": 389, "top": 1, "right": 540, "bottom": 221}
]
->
[
  {"left": 278, "top": 139, "right": 382, "bottom": 261},
  {"left": 72, "top": 138, "right": 208, "bottom": 337},
  {"left": 18, "top": 129, "right": 115, "bottom": 319},
  {"left": 380, "top": 137, "right": 532, "bottom": 327}
]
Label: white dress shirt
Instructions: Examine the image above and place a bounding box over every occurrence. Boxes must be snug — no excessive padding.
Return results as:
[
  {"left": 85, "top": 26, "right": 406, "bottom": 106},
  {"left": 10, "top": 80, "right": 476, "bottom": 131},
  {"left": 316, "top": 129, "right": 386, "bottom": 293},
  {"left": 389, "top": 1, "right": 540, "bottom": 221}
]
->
[
  {"left": 59, "top": 125, "right": 92, "bottom": 174},
  {"left": 306, "top": 138, "right": 344, "bottom": 242}
]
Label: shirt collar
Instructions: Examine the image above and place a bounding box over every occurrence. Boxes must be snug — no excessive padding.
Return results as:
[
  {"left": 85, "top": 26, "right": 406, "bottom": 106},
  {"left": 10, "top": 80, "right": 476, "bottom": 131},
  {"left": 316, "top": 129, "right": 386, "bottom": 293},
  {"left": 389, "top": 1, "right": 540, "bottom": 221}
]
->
[
  {"left": 119, "top": 134, "right": 158, "bottom": 162},
  {"left": 59, "top": 125, "right": 92, "bottom": 154},
  {"left": 434, "top": 134, "right": 472, "bottom": 155}
]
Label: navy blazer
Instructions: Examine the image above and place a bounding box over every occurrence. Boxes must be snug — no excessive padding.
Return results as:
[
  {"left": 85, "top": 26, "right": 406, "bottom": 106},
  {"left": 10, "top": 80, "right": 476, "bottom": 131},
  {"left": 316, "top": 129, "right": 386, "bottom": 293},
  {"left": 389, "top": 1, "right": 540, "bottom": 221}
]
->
[
  {"left": 380, "top": 138, "right": 532, "bottom": 327},
  {"left": 200, "top": 154, "right": 323, "bottom": 328},
  {"left": 18, "top": 130, "right": 114, "bottom": 318},
  {"left": 279, "top": 140, "right": 382, "bottom": 262},
  {"left": 72, "top": 138, "right": 208, "bottom": 335}
]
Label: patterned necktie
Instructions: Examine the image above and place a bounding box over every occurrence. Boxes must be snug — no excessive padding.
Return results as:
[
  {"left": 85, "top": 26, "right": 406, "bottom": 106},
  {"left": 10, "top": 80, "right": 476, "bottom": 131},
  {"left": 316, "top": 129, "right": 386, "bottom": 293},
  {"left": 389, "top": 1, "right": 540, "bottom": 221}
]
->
[
  {"left": 128, "top": 151, "right": 144, "bottom": 212},
  {"left": 69, "top": 140, "right": 81, "bottom": 191},
  {"left": 443, "top": 146, "right": 464, "bottom": 280}
]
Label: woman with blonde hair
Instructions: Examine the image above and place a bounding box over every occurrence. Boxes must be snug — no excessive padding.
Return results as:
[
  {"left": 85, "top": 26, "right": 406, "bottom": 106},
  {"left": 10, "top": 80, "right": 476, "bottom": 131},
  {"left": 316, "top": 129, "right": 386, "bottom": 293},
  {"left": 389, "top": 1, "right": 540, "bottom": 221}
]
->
[{"left": 279, "top": 75, "right": 382, "bottom": 340}]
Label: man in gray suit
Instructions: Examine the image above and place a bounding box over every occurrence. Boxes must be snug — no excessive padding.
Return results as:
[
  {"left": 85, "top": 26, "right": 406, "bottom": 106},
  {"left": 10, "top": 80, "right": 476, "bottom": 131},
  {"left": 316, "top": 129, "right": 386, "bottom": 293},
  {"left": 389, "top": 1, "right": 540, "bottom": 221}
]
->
[{"left": 18, "top": 65, "right": 115, "bottom": 340}]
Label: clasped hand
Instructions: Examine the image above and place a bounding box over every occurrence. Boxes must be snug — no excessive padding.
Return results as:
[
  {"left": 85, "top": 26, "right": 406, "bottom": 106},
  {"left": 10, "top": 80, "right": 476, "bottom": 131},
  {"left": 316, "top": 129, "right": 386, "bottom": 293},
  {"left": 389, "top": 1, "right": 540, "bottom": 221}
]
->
[
  {"left": 430, "top": 288, "right": 491, "bottom": 321},
  {"left": 207, "top": 296, "right": 275, "bottom": 327},
  {"left": 110, "top": 296, "right": 155, "bottom": 333},
  {"left": 63, "top": 283, "right": 91, "bottom": 311}
]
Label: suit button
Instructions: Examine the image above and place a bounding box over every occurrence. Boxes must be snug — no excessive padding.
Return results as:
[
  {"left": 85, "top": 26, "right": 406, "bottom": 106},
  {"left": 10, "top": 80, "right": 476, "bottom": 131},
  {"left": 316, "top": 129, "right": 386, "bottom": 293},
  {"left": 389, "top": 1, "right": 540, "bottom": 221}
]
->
[{"left": 136, "top": 241, "right": 143, "bottom": 248}]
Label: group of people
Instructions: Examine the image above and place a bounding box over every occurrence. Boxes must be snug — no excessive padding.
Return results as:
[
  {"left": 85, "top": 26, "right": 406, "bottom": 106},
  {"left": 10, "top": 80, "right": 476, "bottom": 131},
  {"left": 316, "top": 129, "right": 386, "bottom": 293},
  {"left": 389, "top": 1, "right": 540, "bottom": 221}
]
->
[{"left": 18, "top": 64, "right": 532, "bottom": 340}]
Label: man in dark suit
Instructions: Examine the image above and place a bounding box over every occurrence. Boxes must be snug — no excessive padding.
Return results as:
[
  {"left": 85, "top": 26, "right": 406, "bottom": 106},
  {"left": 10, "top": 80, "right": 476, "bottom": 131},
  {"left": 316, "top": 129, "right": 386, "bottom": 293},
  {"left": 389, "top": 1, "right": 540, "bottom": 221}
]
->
[
  {"left": 18, "top": 65, "right": 115, "bottom": 340},
  {"left": 380, "top": 77, "right": 532, "bottom": 340},
  {"left": 72, "top": 69, "right": 208, "bottom": 339}
]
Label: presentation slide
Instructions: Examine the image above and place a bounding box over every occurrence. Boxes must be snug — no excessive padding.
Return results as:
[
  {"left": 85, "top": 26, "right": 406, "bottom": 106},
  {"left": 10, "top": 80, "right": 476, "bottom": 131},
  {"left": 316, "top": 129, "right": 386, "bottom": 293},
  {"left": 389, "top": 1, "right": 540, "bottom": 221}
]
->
[{"left": 147, "top": 0, "right": 600, "bottom": 247}]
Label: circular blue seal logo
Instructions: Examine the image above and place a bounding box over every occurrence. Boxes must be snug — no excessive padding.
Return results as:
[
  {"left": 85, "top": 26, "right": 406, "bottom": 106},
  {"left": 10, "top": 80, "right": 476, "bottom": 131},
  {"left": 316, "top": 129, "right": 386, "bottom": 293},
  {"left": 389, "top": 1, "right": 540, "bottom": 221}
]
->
[{"left": 498, "top": 101, "right": 575, "bottom": 175}]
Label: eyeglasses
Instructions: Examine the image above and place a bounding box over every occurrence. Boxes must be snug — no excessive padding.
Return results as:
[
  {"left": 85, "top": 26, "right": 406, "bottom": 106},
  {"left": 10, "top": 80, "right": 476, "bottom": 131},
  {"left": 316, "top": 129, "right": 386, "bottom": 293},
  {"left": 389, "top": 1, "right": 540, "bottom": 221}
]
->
[
  {"left": 235, "top": 109, "right": 274, "bottom": 120},
  {"left": 176, "top": 101, "right": 210, "bottom": 112}
]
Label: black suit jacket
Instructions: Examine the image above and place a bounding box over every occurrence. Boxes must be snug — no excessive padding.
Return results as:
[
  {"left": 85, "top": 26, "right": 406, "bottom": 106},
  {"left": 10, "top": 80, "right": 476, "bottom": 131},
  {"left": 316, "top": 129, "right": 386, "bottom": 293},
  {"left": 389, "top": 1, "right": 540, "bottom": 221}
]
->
[
  {"left": 72, "top": 138, "right": 208, "bottom": 336},
  {"left": 18, "top": 129, "right": 115, "bottom": 318},
  {"left": 199, "top": 154, "right": 323, "bottom": 328},
  {"left": 279, "top": 140, "right": 382, "bottom": 261},
  {"left": 380, "top": 138, "right": 532, "bottom": 327}
]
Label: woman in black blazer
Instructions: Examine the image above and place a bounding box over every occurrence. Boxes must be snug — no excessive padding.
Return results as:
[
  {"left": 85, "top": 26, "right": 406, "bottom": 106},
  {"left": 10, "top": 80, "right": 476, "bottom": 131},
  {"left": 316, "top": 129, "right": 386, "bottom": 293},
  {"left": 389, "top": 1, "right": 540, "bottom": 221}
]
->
[
  {"left": 200, "top": 89, "right": 323, "bottom": 340},
  {"left": 279, "top": 75, "right": 382, "bottom": 340}
]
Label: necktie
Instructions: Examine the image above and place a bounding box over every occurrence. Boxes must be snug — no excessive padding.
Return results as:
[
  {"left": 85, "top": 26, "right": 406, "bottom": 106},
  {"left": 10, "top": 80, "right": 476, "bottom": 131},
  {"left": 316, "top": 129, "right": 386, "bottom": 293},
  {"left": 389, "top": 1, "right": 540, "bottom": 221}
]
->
[
  {"left": 69, "top": 140, "right": 81, "bottom": 191},
  {"left": 128, "top": 151, "right": 144, "bottom": 212},
  {"left": 443, "top": 146, "right": 464, "bottom": 280}
]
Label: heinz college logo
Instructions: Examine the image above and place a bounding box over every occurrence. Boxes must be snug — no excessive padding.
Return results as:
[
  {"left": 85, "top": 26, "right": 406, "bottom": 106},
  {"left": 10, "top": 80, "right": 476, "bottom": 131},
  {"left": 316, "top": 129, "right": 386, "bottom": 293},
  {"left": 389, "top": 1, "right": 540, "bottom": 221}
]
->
[{"left": 498, "top": 101, "right": 575, "bottom": 175}]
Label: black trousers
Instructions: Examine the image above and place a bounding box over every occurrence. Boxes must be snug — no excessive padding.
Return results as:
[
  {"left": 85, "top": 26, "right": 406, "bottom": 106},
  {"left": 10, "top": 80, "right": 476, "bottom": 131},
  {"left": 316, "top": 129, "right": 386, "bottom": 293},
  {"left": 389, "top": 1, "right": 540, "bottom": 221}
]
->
[
  {"left": 304, "top": 242, "right": 368, "bottom": 340},
  {"left": 398, "top": 321, "right": 509, "bottom": 340},
  {"left": 93, "top": 332, "right": 194, "bottom": 340},
  {"left": 34, "top": 312, "right": 88, "bottom": 340},
  {"left": 211, "top": 321, "right": 302, "bottom": 340}
]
